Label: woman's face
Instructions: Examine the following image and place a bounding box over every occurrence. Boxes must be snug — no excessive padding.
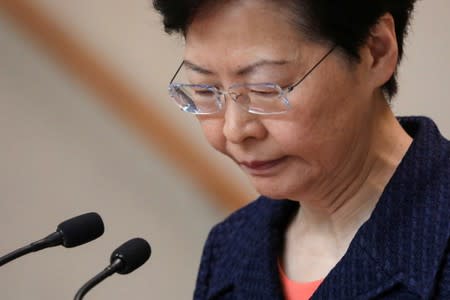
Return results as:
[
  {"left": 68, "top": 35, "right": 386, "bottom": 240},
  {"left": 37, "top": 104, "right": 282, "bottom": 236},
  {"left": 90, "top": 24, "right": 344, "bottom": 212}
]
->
[{"left": 184, "top": 0, "right": 376, "bottom": 200}]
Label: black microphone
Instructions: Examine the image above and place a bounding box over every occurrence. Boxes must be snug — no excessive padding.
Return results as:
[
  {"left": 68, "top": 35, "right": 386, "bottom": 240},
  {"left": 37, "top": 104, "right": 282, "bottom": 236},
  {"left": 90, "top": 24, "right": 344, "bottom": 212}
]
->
[
  {"left": 0, "top": 212, "right": 104, "bottom": 267},
  {"left": 74, "top": 238, "right": 151, "bottom": 300}
]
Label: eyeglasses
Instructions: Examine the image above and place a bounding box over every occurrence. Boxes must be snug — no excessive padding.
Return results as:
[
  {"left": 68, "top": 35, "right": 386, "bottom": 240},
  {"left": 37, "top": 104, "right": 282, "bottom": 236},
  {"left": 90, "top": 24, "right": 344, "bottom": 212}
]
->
[{"left": 168, "top": 45, "right": 336, "bottom": 115}]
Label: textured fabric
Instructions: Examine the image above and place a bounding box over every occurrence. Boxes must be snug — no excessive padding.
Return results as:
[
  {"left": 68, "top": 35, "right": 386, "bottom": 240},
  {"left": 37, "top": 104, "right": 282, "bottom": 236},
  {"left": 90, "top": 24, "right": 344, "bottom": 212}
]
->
[{"left": 193, "top": 117, "right": 450, "bottom": 300}]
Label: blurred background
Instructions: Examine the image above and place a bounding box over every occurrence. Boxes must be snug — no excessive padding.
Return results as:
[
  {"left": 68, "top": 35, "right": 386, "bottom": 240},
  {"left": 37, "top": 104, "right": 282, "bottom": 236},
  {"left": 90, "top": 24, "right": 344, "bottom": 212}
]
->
[{"left": 0, "top": 0, "right": 448, "bottom": 299}]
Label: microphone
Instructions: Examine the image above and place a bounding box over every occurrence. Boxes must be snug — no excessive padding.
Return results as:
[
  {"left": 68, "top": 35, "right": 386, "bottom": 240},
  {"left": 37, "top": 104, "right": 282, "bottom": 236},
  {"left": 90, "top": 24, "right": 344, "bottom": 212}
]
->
[
  {"left": 0, "top": 212, "right": 104, "bottom": 267},
  {"left": 74, "top": 238, "right": 151, "bottom": 300}
]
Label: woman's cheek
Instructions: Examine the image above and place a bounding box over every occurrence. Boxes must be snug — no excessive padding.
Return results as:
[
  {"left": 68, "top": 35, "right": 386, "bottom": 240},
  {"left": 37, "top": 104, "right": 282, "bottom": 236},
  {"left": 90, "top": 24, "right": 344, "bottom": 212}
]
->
[{"left": 198, "top": 118, "right": 227, "bottom": 153}]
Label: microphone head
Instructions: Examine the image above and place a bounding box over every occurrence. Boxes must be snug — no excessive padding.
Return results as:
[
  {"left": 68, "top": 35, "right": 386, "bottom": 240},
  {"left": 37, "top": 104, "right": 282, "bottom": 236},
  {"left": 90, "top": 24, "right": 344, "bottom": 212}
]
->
[
  {"left": 110, "top": 238, "right": 151, "bottom": 274},
  {"left": 57, "top": 212, "right": 104, "bottom": 248}
]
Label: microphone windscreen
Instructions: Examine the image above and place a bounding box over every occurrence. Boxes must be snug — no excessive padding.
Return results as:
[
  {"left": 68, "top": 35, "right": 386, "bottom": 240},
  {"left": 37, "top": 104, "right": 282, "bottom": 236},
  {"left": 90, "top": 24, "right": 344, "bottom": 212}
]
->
[
  {"left": 57, "top": 212, "right": 104, "bottom": 248},
  {"left": 110, "top": 238, "right": 151, "bottom": 274}
]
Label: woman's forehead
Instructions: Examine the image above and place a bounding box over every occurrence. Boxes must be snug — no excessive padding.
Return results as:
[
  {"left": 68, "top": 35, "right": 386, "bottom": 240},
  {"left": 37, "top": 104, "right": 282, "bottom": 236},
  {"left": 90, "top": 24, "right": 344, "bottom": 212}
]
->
[{"left": 183, "top": 2, "right": 306, "bottom": 71}]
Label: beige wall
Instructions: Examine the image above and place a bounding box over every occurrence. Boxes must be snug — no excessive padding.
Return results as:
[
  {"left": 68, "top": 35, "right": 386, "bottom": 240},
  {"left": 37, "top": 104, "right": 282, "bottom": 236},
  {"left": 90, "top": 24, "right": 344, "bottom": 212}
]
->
[
  {"left": 0, "top": 1, "right": 449, "bottom": 299},
  {"left": 394, "top": 0, "right": 450, "bottom": 133}
]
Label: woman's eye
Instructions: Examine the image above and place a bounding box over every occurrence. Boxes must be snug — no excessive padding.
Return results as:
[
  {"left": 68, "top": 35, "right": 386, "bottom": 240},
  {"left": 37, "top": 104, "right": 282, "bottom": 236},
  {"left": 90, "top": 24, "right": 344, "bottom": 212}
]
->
[
  {"left": 194, "top": 89, "right": 214, "bottom": 97},
  {"left": 250, "top": 89, "right": 278, "bottom": 97}
]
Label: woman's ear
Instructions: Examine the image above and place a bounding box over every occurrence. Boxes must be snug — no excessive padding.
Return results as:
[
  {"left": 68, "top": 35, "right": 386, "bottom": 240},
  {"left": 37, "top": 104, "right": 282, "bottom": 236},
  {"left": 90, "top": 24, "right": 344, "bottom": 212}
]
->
[{"left": 362, "top": 13, "right": 399, "bottom": 88}]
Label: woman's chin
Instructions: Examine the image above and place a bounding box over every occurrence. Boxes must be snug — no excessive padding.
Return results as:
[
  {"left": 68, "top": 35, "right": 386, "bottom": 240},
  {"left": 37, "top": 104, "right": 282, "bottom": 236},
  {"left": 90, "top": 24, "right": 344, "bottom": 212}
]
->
[
  {"left": 244, "top": 160, "right": 316, "bottom": 200},
  {"left": 251, "top": 180, "right": 299, "bottom": 200}
]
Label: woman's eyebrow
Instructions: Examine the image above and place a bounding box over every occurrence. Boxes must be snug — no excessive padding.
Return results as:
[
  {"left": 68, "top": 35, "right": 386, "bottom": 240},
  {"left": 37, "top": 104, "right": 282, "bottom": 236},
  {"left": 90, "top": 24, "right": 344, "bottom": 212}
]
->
[
  {"left": 183, "top": 59, "right": 291, "bottom": 76},
  {"left": 183, "top": 60, "right": 214, "bottom": 75},
  {"left": 235, "top": 59, "right": 290, "bottom": 76}
]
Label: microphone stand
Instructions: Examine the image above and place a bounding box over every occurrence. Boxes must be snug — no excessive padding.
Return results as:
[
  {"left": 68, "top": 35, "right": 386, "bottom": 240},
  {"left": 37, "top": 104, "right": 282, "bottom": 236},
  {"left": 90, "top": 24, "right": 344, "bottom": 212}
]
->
[
  {"left": 74, "top": 259, "right": 123, "bottom": 300},
  {"left": 0, "top": 232, "right": 62, "bottom": 267}
]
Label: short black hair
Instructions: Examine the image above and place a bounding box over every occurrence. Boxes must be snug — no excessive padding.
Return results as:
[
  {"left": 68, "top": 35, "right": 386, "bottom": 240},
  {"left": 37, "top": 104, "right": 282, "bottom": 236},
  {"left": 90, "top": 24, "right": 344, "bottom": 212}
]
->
[{"left": 153, "top": 0, "right": 417, "bottom": 99}]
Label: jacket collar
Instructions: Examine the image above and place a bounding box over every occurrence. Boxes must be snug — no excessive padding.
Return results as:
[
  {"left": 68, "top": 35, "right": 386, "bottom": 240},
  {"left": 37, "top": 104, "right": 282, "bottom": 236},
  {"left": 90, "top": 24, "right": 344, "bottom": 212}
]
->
[{"left": 207, "top": 117, "right": 450, "bottom": 299}]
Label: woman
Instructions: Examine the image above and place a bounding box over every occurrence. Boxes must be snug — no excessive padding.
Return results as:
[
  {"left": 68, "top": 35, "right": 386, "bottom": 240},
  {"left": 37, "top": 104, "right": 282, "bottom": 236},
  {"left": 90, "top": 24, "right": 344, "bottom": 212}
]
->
[{"left": 153, "top": 0, "right": 450, "bottom": 299}]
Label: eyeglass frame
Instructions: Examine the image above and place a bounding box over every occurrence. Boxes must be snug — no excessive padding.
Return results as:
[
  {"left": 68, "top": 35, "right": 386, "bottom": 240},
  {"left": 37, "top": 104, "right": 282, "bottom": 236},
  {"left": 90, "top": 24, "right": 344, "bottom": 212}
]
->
[{"left": 168, "top": 45, "right": 337, "bottom": 115}]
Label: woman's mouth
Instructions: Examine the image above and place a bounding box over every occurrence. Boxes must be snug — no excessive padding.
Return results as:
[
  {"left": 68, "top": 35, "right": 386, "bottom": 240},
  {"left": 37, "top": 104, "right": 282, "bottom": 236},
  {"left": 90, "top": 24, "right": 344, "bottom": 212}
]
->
[{"left": 239, "top": 157, "right": 288, "bottom": 175}]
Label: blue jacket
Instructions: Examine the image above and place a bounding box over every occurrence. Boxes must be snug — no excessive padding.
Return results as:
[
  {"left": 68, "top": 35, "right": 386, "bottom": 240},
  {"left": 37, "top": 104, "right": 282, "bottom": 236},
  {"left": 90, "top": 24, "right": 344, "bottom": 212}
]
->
[{"left": 194, "top": 117, "right": 450, "bottom": 299}]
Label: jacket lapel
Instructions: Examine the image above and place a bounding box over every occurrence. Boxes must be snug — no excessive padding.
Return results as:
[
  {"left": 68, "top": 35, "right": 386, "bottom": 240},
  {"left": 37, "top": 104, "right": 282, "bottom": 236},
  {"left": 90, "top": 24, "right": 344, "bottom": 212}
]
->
[{"left": 206, "top": 198, "right": 299, "bottom": 299}]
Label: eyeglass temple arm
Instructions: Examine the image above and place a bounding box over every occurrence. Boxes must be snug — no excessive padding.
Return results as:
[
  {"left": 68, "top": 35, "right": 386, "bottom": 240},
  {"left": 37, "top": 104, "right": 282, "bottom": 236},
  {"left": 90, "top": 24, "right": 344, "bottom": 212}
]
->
[
  {"left": 169, "top": 61, "right": 185, "bottom": 84},
  {"left": 287, "top": 45, "right": 337, "bottom": 93}
]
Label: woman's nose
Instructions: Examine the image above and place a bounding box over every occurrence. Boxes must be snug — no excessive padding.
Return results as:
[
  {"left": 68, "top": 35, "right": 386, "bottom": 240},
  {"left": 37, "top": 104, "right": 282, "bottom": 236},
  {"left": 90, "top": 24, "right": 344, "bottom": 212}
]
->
[{"left": 222, "top": 98, "right": 267, "bottom": 144}]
